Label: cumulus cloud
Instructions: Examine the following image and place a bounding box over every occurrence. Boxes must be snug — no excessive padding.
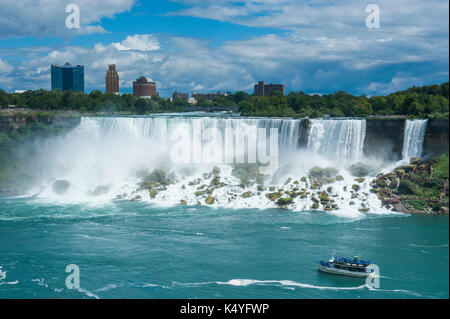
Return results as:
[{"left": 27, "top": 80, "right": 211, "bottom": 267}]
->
[
  {"left": 365, "top": 73, "right": 450, "bottom": 96},
  {"left": 0, "top": 0, "right": 136, "bottom": 38},
  {"left": 168, "top": 0, "right": 448, "bottom": 65},
  {"left": 0, "top": 34, "right": 257, "bottom": 94},
  {"left": 0, "top": 1, "right": 448, "bottom": 95},
  {"left": 112, "top": 35, "right": 161, "bottom": 51},
  {"left": 0, "top": 29, "right": 448, "bottom": 95},
  {"left": 0, "top": 58, "right": 13, "bottom": 74},
  {"left": 169, "top": 0, "right": 448, "bottom": 35}
]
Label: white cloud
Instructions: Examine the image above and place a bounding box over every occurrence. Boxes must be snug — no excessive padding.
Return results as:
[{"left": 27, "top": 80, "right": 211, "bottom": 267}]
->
[
  {"left": 0, "top": 0, "right": 448, "bottom": 95},
  {"left": 0, "top": 0, "right": 136, "bottom": 38},
  {"left": 169, "top": 0, "right": 448, "bottom": 35},
  {"left": 0, "top": 30, "right": 448, "bottom": 96},
  {"left": 0, "top": 58, "right": 13, "bottom": 74},
  {"left": 112, "top": 35, "right": 160, "bottom": 51},
  {"left": 366, "top": 75, "right": 422, "bottom": 95}
]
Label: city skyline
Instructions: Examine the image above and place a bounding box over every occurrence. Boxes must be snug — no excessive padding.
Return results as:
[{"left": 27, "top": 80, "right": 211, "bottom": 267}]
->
[
  {"left": 50, "top": 61, "right": 289, "bottom": 99},
  {"left": 0, "top": 1, "right": 448, "bottom": 97}
]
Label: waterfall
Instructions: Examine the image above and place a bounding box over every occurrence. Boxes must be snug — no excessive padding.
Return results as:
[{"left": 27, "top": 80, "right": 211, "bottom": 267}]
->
[
  {"left": 33, "top": 115, "right": 304, "bottom": 199},
  {"left": 31, "top": 115, "right": 389, "bottom": 216},
  {"left": 306, "top": 119, "right": 366, "bottom": 162},
  {"left": 401, "top": 119, "right": 428, "bottom": 159},
  {"left": 73, "top": 116, "right": 302, "bottom": 155}
]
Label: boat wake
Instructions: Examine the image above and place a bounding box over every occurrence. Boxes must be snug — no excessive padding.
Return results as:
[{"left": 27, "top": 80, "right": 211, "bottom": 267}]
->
[
  {"left": 218, "top": 279, "right": 367, "bottom": 291},
  {"left": 172, "top": 278, "right": 422, "bottom": 296}
]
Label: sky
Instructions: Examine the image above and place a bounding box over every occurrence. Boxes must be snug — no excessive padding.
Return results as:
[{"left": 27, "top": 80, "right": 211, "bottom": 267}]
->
[{"left": 0, "top": 0, "right": 448, "bottom": 97}]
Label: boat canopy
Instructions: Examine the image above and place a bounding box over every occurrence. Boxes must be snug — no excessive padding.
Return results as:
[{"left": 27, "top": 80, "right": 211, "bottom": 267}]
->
[{"left": 334, "top": 256, "right": 370, "bottom": 266}]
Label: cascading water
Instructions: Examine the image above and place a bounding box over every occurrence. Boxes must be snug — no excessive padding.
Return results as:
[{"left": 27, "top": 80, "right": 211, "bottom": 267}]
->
[
  {"left": 401, "top": 119, "right": 428, "bottom": 159},
  {"left": 26, "top": 115, "right": 418, "bottom": 217},
  {"left": 306, "top": 119, "right": 366, "bottom": 162},
  {"left": 32, "top": 116, "right": 304, "bottom": 201},
  {"left": 70, "top": 116, "right": 303, "bottom": 156}
]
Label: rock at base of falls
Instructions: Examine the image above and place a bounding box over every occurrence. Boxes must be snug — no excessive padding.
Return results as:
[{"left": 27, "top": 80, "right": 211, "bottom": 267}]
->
[{"left": 52, "top": 180, "right": 71, "bottom": 195}]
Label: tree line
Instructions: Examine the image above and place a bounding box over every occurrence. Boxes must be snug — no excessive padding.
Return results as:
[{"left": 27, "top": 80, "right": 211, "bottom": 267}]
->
[{"left": 0, "top": 82, "right": 448, "bottom": 118}]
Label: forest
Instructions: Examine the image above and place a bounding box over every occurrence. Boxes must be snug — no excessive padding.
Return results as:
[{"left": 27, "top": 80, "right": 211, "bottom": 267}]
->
[{"left": 0, "top": 82, "right": 448, "bottom": 118}]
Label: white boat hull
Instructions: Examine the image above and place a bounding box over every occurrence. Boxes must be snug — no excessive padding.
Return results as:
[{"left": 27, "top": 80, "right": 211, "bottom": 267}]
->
[{"left": 317, "top": 264, "right": 372, "bottom": 278}]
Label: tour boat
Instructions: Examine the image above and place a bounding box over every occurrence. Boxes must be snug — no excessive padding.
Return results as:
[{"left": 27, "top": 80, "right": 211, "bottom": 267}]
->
[{"left": 317, "top": 253, "right": 374, "bottom": 277}]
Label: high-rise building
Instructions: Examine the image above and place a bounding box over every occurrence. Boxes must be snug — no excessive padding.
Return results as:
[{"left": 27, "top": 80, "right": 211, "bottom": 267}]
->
[
  {"left": 254, "top": 81, "right": 285, "bottom": 96},
  {"left": 51, "top": 63, "right": 84, "bottom": 92},
  {"left": 105, "top": 64, "right": 119, "bottom": 94},
  {"left": 133, "top": 77, "right": 157, "bottom": 98},
  {"left": 172, "top": 91, "right": 189, "bottom": 101}
]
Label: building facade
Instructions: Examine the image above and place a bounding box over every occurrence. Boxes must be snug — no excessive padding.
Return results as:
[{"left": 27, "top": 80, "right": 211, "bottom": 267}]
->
[
  {"left": 51, "top": 63, "right": 84, "bottom": 92},
  {"left": 105, "top": 64, "right": 119, "bottom": 94},
  {"left": 192, "top": 91, "right": 226, "bottom": 103},
  {"left": 172, "top": 91, "right": 189, "bottom": 101},
  {"left": 133, "top": 77, "right": 157, "bottom": 98},
  {"left": 254, "top": 81, "right": 285, "bottom": 96}
]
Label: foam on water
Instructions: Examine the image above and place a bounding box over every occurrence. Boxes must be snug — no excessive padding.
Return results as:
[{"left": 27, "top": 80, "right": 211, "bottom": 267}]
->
[
  {"left": 19, "top": 115, "right": 426, "bottom": 218},
  {"left": 219, "top": 279, "right": 368, "bottom": 290}
]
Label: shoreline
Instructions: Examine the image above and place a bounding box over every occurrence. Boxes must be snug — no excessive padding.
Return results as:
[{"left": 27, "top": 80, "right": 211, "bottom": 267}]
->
[{"left": 1, "top": 108, "right": 448, "bottom": 120}]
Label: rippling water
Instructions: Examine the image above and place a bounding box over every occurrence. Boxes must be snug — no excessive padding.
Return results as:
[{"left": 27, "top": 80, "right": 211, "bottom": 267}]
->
[{"left": 0, "top": 197, "right": 448, "bottom": 299}]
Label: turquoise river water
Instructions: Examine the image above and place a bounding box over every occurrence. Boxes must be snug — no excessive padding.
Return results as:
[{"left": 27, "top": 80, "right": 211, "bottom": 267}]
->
[{"left": 0, "top": 197, "right": 448, "bottom": 299}]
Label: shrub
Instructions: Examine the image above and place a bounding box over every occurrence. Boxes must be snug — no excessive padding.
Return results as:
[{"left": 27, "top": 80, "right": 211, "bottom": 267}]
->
[{"left": 398, "top": 180, "right": 422, "bottom": 195}]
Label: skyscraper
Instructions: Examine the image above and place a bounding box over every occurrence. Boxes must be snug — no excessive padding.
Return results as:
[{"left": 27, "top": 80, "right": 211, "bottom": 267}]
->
[
  {"left": 51, "top": 63, "right": 84, "bottom": 92},
  {"left": 105, "top": 64, "right": 119, "bottom": 94}
]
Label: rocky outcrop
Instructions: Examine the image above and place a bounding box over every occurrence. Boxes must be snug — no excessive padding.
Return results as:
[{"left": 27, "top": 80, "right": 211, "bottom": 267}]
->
[
  {"left": 298, "top": 119, "right": 310, "bottom": 148},
  {"left": 0, "top": 110, "right": 80, "bottom": 133},
  {"left": 423, "top": 119, "right": 449, "bottom": 157},
  {"left": 363, "top": 119, "right": 406, "bottom": 161},
  {"left": 0, "top": 111, "right": 81, "bottom": 196},
  {"left": 371, "top": 156, "right": 449, "bottom": 215}
]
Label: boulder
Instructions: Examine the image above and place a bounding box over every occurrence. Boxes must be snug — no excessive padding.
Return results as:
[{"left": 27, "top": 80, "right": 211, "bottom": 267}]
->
[
  {"left": 210, "top": 176, "right": 221, "bottom": 187},
  {"left": 276, "top": 197, "right": 294, "bottom": 206},
  {"left": 149, "top": 190, "right": 158, "bottom": 198},
  {"left": 52, "top": 180, "right": 70, "bottom": 195},
  {"left": 205, "top": 196, "right": 215, "bottom": 205},
  {"left": 241, "top": 191, "right": 252, "bottom": 198},
  {"left": 212, "top": 166, "right": 221, "bottom": 175},
  {"left": 89, "top": 185, "right": 111, "bottom": 196},
  {"left": 266, "top": 192, "right": 282, "bottom": 201},
  {"left": 348, "top": 163, "right": 370, "bottom": 177}
]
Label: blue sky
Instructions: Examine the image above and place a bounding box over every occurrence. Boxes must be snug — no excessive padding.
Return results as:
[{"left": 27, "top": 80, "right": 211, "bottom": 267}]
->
[{"left": 0, "top": 0, "right": 448, "bottom": 97}]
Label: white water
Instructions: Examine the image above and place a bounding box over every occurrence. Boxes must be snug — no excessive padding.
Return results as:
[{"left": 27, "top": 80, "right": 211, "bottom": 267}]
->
[
  {"left": 402, "top": 119, "right": 428, "bottom": 160},
  {"left": 306, "top": 119, "right": 366, "bottom": 162},
  {"left": 31, "top": 116, "right": 303, "bottom": 202},
  {"left": 24, "top": 115, "right": 424, "bottom": 218}
]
